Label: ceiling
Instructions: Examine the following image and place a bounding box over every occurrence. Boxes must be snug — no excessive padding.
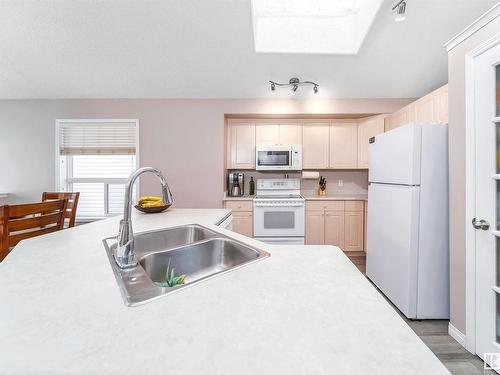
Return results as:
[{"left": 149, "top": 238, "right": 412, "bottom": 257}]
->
[{"left": 0, "top": 0, "right": 497, "bottom": 99}]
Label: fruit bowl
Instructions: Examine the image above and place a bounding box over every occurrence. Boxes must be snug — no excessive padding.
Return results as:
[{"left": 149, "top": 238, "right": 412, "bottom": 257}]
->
[
  {"left": 134, "top": 203, "right": 171, "bottom": 213},
  {"left": 135, "top": 196, "right": 171, "bottom": 213}
]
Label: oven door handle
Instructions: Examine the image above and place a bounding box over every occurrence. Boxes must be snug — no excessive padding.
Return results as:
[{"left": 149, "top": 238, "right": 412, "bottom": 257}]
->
[{"left": 254, "top": 203, "right": 305, "bottom": 207}]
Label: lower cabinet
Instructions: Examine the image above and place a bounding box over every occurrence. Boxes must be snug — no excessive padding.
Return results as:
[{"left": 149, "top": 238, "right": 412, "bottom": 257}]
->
[
  {"left": 232, "top": 212, "right": 253, "bottom": 237},
  {"left": 344, "top": 211, "right": 363, "bottom": 252},
  {"left": 304, "top": 210, "right": 325, "bottom": 245},
  {"left": 324, "top": 210, "right": 345, "bottom": 248},
  {"left": 305, "top": 200, "right": 364, "bottom": 252},
  {"left": 223, "top": 201, "right": 253, "bottom": 237}
]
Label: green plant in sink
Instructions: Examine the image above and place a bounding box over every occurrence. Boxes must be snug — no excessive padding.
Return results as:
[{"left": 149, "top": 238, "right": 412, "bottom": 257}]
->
[{"left": 154, "top": 259, "right": 186, "bottom": 288}]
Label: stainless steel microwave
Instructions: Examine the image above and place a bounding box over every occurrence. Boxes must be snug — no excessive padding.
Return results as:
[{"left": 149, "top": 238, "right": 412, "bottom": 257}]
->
[{"left": 255, "top": 145, "right": 302, "bottom": 171}]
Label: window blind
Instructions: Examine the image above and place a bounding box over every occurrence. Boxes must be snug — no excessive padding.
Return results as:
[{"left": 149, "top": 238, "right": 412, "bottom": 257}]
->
[{"left": 59, "top": 122, "right": 136, "bottom": 155}]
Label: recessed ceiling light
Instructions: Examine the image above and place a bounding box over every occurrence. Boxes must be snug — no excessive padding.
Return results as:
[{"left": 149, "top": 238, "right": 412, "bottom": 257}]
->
[{"left": 251, "top": 0, "right": 383, "bottom": 55}]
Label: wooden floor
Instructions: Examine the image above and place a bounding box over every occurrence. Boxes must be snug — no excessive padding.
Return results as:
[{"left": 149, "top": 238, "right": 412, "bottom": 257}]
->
[{"left": 345, "top": 251, "right": 494, "bottom": 375}]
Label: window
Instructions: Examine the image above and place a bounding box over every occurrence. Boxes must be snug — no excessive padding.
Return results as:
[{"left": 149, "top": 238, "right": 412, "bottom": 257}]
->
[
  {"left": 56, "top": 120, "right": 138, "bottom": 221},
  {"left": 251, "top": 0, "right": 383, "bottom": 54}
]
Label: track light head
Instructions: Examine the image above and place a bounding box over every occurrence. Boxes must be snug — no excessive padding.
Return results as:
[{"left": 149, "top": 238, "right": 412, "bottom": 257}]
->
[
  {"left": 291, "top": 84, "right": 298, "bottom": 96},
  {"left": 313, "top": 85, "right": 319, "bottom": 94},
  {"left": 393, "top": 0, "right": 407, "bottom": 22},
  {"left": 270, "top": 82, "right": 276, "bottom": 91}
]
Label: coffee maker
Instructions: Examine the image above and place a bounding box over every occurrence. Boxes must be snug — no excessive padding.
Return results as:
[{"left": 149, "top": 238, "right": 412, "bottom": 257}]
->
[{"left": 228, "top": 172, "right": 244, "bottom": 197}]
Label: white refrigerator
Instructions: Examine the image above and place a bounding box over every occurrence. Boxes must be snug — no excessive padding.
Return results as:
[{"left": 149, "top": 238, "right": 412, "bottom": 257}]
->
[{"left": 366, "top": 123, "right": 449, "bottom": 319}]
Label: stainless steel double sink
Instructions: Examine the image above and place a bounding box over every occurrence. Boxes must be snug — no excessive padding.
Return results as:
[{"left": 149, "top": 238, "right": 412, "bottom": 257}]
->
[{"left": 103, "top": 224, "right": 270, "bottom": 306}]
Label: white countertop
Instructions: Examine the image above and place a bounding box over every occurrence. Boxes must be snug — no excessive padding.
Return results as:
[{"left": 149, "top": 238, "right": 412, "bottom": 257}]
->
[
  {"left": 222, "top": 194, "right": 254, "bottom": 201},
  {"left": 302, "top": 193, "right": 368, "bottom": 201},
  {"left": 223, "top": 193, "right": 368, "bottom": 201},
  {"left": 0, "top": 208, "right": 448, "bottom": 374}
]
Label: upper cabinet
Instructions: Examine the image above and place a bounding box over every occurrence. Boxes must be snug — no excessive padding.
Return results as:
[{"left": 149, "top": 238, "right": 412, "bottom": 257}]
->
[
  {"left": 279, "top": 124, "right": 303, "bottom": 145},
  {"left": 410, "top": 93, "right": 435, "bottom": 123},
  {"left": 226, "top": 84, "right": 448, "bottom": 171},
  {"left": 329, "top": 122, "right": 358, "bottom": 169},
  {"left": 227, "top": 120, "right": 255, "bottom": 169},
  {"left": 255, "top": 123, "right": 302, "bottom": 145},
  {"left": 357, "top": 115, "right": 385, "bottom": 169},
  {"left": 302, "top": 123, "right": 330, "bottom": 169},
  {"left": 255, "top": 124, "right": 280, "bottom": 145},
  {"left": 384, "top": 106, "right": 410, "bottom": 131},
  {"left": 385, "top": 84, "right": 449, "bottom": 132}
]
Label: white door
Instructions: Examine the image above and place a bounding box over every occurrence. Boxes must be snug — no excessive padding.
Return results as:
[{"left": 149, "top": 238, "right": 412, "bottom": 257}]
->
[
  {"left": 368, "top": 123, "right": 422, "bottom": 185},
  {"left": 474, "top": 42, "right": 500, "bottom": 366},
  {"left": 366, "top": 183, "right": 420, "bottom": 318}
]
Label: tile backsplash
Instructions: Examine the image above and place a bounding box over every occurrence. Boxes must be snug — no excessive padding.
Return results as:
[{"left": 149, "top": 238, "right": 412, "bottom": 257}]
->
[{"left": 227, "top": 170, "right": 368, "bottom": 196}]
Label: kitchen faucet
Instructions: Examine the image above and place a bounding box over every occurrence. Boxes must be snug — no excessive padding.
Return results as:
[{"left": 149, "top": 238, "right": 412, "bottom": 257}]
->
[{"left": 115, "top": 167, "right": 173, "bottom": 268}]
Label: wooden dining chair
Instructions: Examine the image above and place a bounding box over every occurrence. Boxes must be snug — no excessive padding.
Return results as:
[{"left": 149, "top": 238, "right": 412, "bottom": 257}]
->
[
  {"left": 42, "top": 192, "right": 80, "bottom": 228},
  {"left": 0, "top": 199, "right": 68, "bottom": 261}
]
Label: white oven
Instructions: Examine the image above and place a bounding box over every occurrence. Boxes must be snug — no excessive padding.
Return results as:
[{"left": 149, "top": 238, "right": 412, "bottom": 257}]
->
[
  {"left": 255, "top": 145, "right": 302, "bottom": 171},
  {"left": 253, "top": 178, "right": 305, "bottom": 245}
]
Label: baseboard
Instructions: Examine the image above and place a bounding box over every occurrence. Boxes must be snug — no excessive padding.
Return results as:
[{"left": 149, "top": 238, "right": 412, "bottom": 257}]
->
[{"left": 448, "top": 323, "right": 467, "bottom": 348}]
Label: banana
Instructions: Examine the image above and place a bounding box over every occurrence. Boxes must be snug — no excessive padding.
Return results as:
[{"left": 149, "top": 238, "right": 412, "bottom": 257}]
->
[
  {"left": 138, "top": 196, "right": 164, "bottom": 208},
  {"left": 139, "top": 196, "right": 162, "bottom": 202}
]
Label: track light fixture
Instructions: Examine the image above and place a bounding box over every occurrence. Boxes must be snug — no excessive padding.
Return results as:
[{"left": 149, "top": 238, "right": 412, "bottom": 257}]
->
[
  {"left": 392, "top": 0, "right": 407, "bottom": 22},
  {"left": 269, "top": 77, "right": 319, "bottom": 95}
]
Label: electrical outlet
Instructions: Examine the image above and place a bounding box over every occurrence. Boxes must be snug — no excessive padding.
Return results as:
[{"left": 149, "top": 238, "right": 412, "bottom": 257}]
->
[{"left": 338, "top": 179, "right": 344, "bottom": 187}]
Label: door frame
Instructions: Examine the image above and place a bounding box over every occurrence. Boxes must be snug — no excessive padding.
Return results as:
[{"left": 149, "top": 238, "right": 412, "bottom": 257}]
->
[{"left": 464, "top": 32, "right": 500, "bottom": 354}]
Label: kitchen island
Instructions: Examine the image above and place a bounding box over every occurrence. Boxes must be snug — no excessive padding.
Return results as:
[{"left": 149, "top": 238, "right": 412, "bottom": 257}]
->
[{"left": 0, "top": 208, "right": 449, "bottom": 374}]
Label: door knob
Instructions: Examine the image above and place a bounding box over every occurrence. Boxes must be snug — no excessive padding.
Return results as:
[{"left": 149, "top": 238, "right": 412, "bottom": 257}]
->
[{"left": 472, "top": 218, "right": 490, "bottom": 230}]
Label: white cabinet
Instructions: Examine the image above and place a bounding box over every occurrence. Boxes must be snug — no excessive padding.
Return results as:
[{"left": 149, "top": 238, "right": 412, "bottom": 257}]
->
[
  {"left": 279, "top": 124, "right": 302, "bottom": 145},
  {"left": 344, "top": 201, "right": 364, "bottom": 252},
  {"left": 410, "top": 94, "right": 435, "bottom": 123},
  {"left": 385, "top": 106, "right": 410, "bottom": 131},
  {"left": 324, "top": 210, "right": 345, "bottom": 248},
  {"left": 329, "top": 122, "right": 358, "bottom": 169},
  {"left": 255, "top": 124, "right": 280, "bottom": 145},
  {"left": 302, "top": 124, "right": 330, "bottom": 169},
  {"left": 227, "top": 120, "right": 255, "bottom": 169},
  {"left": 357, "top": 115, "right": 385, "bottom": 169},
  {"left": 305, "top": 210, "right": 324, "bottom": 245},
  {"left": 255, "top": 123, "right": 302, "bottom": 145},
  {"left": 232, "top": 212, "right": 253, "bottom": 237},
  {"left": 305, "top": 200, "right": 364, "bottom": 252},
  {"left": 224, "top": 201, "right": 253, "bottom": 237},
  {"left": 384, "top": 84, "right": 448, "bottom": 131}
]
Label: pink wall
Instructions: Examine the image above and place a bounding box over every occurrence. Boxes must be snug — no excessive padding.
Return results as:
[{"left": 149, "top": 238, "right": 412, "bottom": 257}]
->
[{"left": 0, "top": 98, "right": 412, "bottom": 207}]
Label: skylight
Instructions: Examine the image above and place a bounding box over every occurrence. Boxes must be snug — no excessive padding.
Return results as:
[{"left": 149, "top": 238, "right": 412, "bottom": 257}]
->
[{"left": 251, "top": 0, "right": 383, "bottom": 55}]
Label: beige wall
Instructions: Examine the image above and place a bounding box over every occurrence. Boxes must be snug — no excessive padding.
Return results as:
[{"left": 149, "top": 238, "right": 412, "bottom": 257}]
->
[
  {"left": 0, "top": 98, "right": 411, "bottom": 208},
  {"left": 448, "top": 17, "right": 500, "bottom": 334}
]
